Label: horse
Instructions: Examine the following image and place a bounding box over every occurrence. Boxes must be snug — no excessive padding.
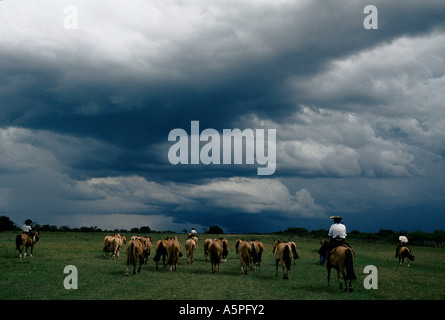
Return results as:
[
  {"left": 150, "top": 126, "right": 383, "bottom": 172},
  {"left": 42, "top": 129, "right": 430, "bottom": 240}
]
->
[
  {"left": 325, "top": 243, "right": 357, "bottom": 292},
  {"left": 287, "top": 241, "right": 300, "bottom": 265},
  {"left": 185, "top": 236, "right": 198, "bottom": 264},
  {"left": 251, "top": 240, "right": 264, "bottom": 267},
  {"left": 125, "top": 238, "right": 146, "bottom": 275},
  {"left": 209, "top": 238, "right": 224, "bottom": 273},
  {"left": 272, "top": 240, "right": 291, "bottom": 279},
  {"left": 203, "top": 238, "right": 213, "bottom": 261},
  {"left": 111, "top": 235, "right": 127, "bottom": 260},
  {"left": 103, "top": 235, "right": 115, "bottom": 257},
  {"left": 153, "top": 238, "right": 170, "bottom": 270},
  {"left": 237, "top": 240, "right": 257, "bottom": 275},
  {"left": 104, "top": 234, "right": 126, "bottom": 258},
  {"left": 166, "top": 237, "right": 182, "bottom": 272},
  {"left": 16, "top": 231, "right": 40, "bottom": 259},
  {"left": 221, "top": 238, "right": 229, "bottom": 262},
  {"left": 398, "top": 246, "right": 415, "bottom": 267},
  {"left": 131, "top": 236, "right": 152, "bottom": 263}
]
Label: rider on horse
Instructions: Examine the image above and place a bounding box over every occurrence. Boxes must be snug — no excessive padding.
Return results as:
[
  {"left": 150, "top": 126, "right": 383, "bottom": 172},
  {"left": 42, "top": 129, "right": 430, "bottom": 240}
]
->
[
  {"left": 395, "top": 233, "right": 410, "bottom": 258},
  {"left": 22, "top": 219, "right": 36, "bottom": 243},
  {"left": 318, "top": 216, "right": 351, "bottom": 265}
]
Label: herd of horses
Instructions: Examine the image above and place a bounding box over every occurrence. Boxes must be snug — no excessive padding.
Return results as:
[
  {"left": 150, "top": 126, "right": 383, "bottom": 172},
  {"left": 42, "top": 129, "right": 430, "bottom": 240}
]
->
[{"left": 14, "top": 231, "right": 416, "bottom": 292}]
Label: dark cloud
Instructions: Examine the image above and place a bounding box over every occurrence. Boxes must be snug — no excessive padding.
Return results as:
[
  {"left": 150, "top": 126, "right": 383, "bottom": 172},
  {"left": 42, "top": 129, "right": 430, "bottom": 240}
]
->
[{"left": 1, "top": 0, "right": 445, "bottom": 232}]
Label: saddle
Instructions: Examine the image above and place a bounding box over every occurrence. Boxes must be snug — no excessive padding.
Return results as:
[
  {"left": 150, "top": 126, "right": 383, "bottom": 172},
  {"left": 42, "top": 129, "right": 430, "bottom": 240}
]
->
[{"left": 327, "top": 238, "right": 352, "bottom": 255}]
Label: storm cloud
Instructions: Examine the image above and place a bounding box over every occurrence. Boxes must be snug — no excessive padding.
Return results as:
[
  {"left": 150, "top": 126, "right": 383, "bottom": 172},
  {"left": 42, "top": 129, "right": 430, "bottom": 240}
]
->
[{"left": 1, "top": 0, "right": 445, "bottom": 232}]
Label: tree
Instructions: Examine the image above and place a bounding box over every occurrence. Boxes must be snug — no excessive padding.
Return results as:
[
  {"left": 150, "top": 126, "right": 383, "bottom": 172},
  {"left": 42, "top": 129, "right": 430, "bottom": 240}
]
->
[
  {"left": 0, "top": 216, "right": 17, "bottom": 232},
  {"left": 140, "top": 226, "right": 151, "bottom": 233},
  {"left": 206, "top": 225, "right": 223, "bottom": 234}
]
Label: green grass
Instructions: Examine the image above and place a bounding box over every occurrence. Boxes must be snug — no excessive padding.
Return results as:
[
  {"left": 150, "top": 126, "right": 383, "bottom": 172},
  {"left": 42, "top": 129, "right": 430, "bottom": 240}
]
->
[{"left": 1, "top": 232, "right": 444, "bottom": 300}]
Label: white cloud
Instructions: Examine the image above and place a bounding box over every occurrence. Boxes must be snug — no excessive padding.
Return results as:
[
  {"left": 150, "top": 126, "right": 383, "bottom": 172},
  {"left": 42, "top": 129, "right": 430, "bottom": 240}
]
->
[
  {"left": 238, "top": 107, "right": 420, "bottom": 178},
  {"left": 83, "top": 175, "right": 325, "bottom": 218}
]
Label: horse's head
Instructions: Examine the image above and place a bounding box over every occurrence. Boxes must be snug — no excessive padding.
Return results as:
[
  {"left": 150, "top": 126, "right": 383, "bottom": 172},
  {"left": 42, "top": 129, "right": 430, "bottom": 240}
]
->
[
  {"left": 272, "top": 239, "right": 280, "bottom": 253},
  {"left": 319, "top": 238, "right": 328, "bottom": 251}
]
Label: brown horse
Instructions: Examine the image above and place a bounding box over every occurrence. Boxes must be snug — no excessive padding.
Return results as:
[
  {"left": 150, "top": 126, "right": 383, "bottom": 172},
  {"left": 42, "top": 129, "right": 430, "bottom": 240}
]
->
[
  {"left": 16, "top": 231, "right": 40, "bottom": 259},
  {"left": 203, "top": 238, "right": 213, "bottom": 261},
  {"left": 185, "top": 236, "right": 198, "bottom": 264},
  {"left": 131, "top": 236, "right": 152, "bottom": 263},
  {"left": 111, "top": 235, "right": 127, "bottom": 260},
  {"left": 272, "top": 240, "right": 291, "bottom": 279},
  {"left": 166, "top": 237, "right": 182, "bottom": 272},
  {"left": 251, "top": 240, "right": 264, "bottom": 268},
  {"left": 209, "top": 238, "right": 224, "bottom": 273},
  {"left": 326, "top": 244, "right": 357, "bottom": 292},
  {"left": 221, "top": 238, "right": 229, "bottom": 262},
  {"left": 153, "top": 238, "right": 170, "bottom": 270},
  {"left": 398, "top": 246, "right": 415, "bottom": 267},
  {"left": 236, "top": 240, "right": 258, "bottom": 275},
  {"left": 125, "top": 238, "right": 146, "bottom": 275}
]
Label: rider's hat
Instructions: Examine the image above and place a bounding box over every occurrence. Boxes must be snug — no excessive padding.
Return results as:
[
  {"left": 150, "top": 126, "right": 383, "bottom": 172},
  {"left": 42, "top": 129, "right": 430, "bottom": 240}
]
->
[
  {"left": 330, "top": 216, "right": 342, "bottom": 220},
  {"left": 25, "top": 219, "right": 33, "bottom": 225}
]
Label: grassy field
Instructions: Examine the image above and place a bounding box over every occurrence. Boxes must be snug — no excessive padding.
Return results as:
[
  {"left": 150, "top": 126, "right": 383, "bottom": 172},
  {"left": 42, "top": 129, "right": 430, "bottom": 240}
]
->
[{"left": 0, "top": 232, "right": 444, "bottom": 300}]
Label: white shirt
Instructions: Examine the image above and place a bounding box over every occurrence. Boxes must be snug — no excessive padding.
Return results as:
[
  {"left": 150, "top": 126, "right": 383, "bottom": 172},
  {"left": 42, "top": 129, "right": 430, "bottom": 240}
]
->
[
  {"left": 328, "top": 223, "right": 347, "bottom": 239},
  {"left": 399, "top": 235, "right": 408, "bottom": 243},
  {"left": 22, "top": 225, "right": 32, "bottom": 233}
]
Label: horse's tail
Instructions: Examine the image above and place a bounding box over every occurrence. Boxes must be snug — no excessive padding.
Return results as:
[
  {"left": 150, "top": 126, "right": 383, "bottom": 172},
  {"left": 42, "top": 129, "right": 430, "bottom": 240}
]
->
[
  {"left": 222, "top": 241, "right": 228, "bottom": 258},
  {"left": 15, "top": 235, "right": 21, "bottom": 251},
  {"left": 405, "top": 248, "right": 415, "bottom": 261},
  {"left": 290, "top": 243, "right": 299, "bottom": 259},
  {"left": 250, "top": 242, "right": 258, "bottom": 265},
  {"left": 344, "top": 249, "right": 357, "bottom": 280},
  {"left": 153, "top": 242, "right": 163, "bottom": 263},
  {"left": 284, "top": 245, "right": 291, "bottom": 270},
  {"left": 130, "top": 241, "right": 136, "bottom": 265},
  {"left": 235, "top": 240, "right": 241, "bottom": 254}
]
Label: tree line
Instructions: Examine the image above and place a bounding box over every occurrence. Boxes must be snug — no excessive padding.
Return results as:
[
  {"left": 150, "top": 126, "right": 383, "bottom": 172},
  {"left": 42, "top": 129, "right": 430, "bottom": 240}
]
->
[
  {"left": 0, "top": 216, "right": 223, "bottom": 235},
  {"left": 276, "top": 227, "right": 445, "bottom": 247},
  {"left": 1, "top": 215, "right": 444, "bottom": 247}
]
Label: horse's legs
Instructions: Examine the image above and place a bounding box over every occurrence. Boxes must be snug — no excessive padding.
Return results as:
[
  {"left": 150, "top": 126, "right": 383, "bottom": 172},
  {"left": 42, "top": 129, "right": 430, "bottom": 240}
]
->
[
  {"left": 348, "top": 279, "right": 353, "bottom": 292},
  {"left": 281, "top": 260, "right": 288, "bottom": 279},
  {"left": 30, "top": 245, "right": 33, "bottom": 258},
  {"left": 337, "top": 269, "right": 343, "bottom": 290}
]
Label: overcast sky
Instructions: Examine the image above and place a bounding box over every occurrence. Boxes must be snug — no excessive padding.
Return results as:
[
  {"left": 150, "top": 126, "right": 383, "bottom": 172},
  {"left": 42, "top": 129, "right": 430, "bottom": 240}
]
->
[{"left": 1, "top": 0, "right": 444, "bottom": 233}]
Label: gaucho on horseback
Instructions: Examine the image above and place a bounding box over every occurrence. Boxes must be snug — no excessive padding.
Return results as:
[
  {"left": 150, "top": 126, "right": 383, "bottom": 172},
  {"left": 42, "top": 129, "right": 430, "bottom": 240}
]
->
[
  {"left": 318, "top": 216, "right": 352, "bottom": 266},
  {"left": 320, "top": 216, "right": 356, "bottom": 292},
  {"left": 16, "top": 219, "right": 39, "bottom": 259}
]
